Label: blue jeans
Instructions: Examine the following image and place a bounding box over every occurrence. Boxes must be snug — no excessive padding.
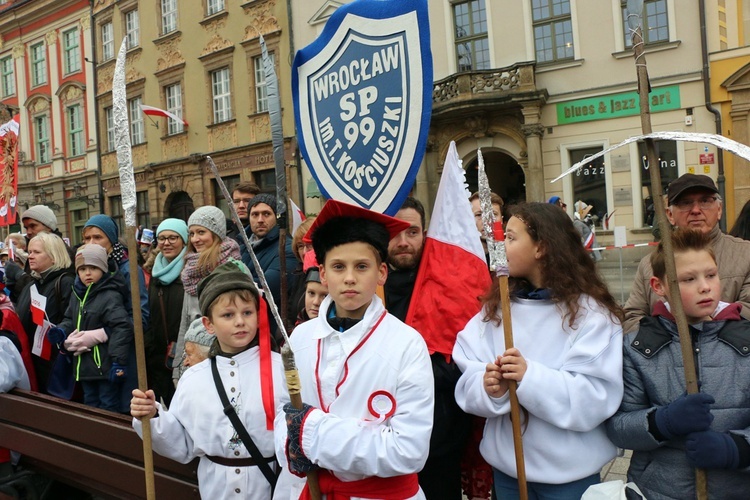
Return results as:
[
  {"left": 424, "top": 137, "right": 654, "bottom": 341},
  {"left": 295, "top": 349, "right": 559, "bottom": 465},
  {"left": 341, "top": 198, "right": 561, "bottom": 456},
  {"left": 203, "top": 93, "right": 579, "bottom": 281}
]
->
[
  {"left": 493, "top": 468, "right": 600, "bottom": 500},
  {"left": 82, "top": 379, "right": 121, "bottom": 412}
]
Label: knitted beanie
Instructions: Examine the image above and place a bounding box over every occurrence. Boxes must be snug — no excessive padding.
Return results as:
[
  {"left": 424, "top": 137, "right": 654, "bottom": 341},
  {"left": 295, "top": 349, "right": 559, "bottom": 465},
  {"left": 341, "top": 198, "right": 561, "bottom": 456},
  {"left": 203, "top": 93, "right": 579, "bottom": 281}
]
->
[
  {"left": 75, "top": 244, "right": 109, "bottom": 273},
  {"left": 184, "top": 317, "right": 215, "bottom": 347},
  {"left": 188, "top": 206, "right": 226, "bottom": 240},
  {"left": 21, "top": 205, "right": 57, "bottom": 231},
  {"left": 84, "top": 214, "right": 119, "bottom": 246},
  {"left": 156, "top": 218, "right": 189, "bottom": 244},
  {"left": 197, "top": 261, "right": 259, "bottom": 316},
  {"left": 249, "top": 193, "right": 277, "bottom": 215}
]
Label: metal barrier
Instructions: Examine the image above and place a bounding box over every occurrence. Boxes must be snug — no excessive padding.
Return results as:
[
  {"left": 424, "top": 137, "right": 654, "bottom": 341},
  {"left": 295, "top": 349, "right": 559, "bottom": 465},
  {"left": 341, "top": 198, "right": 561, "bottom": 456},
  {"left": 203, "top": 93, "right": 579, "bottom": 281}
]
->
[{"left": 592, "top": 243, "right": 658, "bottom": 305}]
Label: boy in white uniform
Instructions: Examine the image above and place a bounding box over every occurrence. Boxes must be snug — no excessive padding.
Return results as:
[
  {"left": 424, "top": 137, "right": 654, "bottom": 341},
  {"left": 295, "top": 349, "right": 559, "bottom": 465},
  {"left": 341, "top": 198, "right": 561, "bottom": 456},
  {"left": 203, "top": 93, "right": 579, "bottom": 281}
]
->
[
  {"left": 276, "top": 199, "right": 434, "bottom": 499},
  {"left": 131, "top": 262, "right": 288, "bottom": 499}
]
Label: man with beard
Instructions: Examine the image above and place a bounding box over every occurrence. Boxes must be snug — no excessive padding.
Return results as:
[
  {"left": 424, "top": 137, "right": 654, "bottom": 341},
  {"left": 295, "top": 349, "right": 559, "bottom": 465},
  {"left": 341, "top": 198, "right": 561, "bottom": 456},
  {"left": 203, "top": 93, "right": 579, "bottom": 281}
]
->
[{"left": 385, "top": 197, "right": 471, "bottom": 500}]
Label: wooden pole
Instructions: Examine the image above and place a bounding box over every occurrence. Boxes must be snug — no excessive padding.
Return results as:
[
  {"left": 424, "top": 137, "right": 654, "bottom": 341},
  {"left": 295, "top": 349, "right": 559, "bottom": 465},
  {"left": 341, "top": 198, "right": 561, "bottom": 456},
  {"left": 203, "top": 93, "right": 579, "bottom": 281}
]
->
[
  {"left": 126, "top": 226, "right": 156, "bottom": 499},
  {"left": 498, "top": 275, "right": 528, "bottom": 499},
  {"left": 631, "top": 22, "right": 707, "bottom": 499}
]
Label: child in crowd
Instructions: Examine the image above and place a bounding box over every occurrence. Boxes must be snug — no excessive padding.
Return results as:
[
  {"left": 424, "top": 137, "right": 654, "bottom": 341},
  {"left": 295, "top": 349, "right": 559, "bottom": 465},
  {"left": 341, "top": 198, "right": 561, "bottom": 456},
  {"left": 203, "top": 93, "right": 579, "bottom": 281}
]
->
[
  {"left": 294, "top": 251, "right": 328, "bottom": 326},
  {"left": 453, "top": 202, "right": 624, "bottom": 499},
  {"left": 606, "top": 228, "right": 750, "bottom": 499},
  {"left": 181, "top": 317, "right": 213, "bottom": 370},
  {"left": 172, "top": 206, "right": 243, "bottom": 384},
  {"left": 49, "top": 245, "right": 133, "bottom": 413},
  {"left": 131, "top": 262, "right": 286, "bottom": 499},
  {"left": 276, "top": 199, "right": 434, "bottom": 499}
]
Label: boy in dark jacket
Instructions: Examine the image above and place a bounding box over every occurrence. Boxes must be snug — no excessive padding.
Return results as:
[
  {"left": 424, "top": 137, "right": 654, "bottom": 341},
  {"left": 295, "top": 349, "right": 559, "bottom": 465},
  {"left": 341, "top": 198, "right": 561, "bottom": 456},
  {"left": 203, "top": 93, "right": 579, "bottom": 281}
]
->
[
  {"left": 48, "top": 244, "right": 133, "bottom": 413},
  {"left": 606, "top": 228, "right": 750, "bottom": 499}
]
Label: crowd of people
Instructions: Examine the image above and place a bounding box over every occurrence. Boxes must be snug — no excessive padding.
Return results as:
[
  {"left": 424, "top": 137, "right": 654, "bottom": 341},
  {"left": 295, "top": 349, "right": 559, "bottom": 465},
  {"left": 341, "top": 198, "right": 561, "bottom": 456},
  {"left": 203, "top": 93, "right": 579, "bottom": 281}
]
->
[{"left": 1, "top": 173, "right": 750, "bottom": 499}]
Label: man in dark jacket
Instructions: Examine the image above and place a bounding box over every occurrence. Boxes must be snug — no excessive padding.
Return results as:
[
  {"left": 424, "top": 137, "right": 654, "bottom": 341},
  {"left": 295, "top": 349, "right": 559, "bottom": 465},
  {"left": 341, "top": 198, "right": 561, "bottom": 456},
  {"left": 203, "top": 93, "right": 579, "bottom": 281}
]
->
[
  {"left": 241, "top": 193, "right": 296, "bottom": 310},
  {"left": 384, "top": 196, "right": 471, "bottom": 500}
]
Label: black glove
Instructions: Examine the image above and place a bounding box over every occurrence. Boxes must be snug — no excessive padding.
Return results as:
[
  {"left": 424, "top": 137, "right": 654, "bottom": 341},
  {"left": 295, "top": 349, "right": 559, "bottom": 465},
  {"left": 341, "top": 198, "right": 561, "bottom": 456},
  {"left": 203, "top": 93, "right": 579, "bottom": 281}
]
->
[
  {"left": 109, "top": 363, "right": 127, "bottom": 384},
  {"left": 686, "top": 430, "right": 740, "bottom": 469},
  {"left": 654, "top": 392, "right": 714, "bottom": 440},
  {"left": 284, "top": 402, "right": 317, "bottom": 477},
  {"left": 47, "top": 327, "right": 66, "bottom": 346}
]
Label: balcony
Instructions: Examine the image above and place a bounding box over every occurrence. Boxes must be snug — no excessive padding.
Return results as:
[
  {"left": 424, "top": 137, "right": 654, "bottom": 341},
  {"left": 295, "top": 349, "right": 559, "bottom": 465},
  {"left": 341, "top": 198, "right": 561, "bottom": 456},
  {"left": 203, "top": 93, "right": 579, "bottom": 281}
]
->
[{"left": 432, "top": 62, "right": 546, "bottom": 118}]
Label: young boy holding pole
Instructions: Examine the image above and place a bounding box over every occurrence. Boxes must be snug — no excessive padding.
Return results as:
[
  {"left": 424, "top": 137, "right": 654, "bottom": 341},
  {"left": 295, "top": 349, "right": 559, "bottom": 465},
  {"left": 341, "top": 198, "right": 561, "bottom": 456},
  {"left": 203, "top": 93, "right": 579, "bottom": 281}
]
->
[
  {"left": 276, "top": 199, "right": 434, "bottom": 499},
  {"left": 606, "top": 228, "right": 750, "bottom": 499},
  {"left": 131, "top": 262, "right": 287, "bottom": 499}
]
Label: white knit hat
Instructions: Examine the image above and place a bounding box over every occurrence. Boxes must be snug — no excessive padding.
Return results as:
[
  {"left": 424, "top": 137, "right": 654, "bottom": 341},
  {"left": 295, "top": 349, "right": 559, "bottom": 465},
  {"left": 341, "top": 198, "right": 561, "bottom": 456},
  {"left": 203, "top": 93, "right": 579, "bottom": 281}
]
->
[
  {"left": 21, "top": 205, "right": 57, "bottom": 231},
  {"left": 187, "top": 206, "right": 226, "bottom": 239}
]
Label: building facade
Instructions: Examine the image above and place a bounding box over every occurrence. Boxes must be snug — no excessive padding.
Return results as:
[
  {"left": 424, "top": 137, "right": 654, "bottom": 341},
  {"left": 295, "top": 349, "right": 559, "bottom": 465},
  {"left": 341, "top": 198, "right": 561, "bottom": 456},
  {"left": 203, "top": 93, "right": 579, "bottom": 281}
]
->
[
  {"left": 91, "top": 0, "right": 297, "bottom": 232},
  {"left": 0, "top": 0, "right": 101, "bottom": 244},
  {"left": 294, "top": 0, "right": 739, "bottom": 245}
]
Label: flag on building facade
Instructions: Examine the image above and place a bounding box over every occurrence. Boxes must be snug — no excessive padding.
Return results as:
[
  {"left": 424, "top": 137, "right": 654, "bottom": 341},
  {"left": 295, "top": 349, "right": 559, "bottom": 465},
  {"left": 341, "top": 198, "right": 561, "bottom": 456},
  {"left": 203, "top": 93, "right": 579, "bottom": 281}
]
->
[{"left": 139, "top": 105, "right": 188, "bottom": 126}]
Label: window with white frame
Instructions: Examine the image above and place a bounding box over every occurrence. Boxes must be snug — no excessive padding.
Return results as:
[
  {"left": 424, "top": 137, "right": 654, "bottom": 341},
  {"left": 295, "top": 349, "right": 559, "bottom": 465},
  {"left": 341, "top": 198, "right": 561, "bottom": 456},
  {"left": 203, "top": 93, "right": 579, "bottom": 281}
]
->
[
  {"left": 67, "top": 104, "right": 84, "bottom": 157},
  {"left": 165, "top": 83, "right": 184, "bottom": 135},
  {"left": 211, "top": 68, "right": 231, "bottom": 123},
  {"left": 34, "top": 115, "right": 50, "bottom": 164},
  {"left": 639, "top": 140, "right": 678, "bottom": 226},
  {"left": 207, "top": 0, "right": 225, "bottom": 16},
  {"left": 101, "top": 22, "right": 114, "bottom": 61},
  {"left": 254, "top": 53, "right": 275, "bottom": 113},
  {"left": 532, "top": 0, "right": 573, "bottom": 63},
  {"left": 125, "top": 10, "right": 139, "bottom": 49},
  {"left": 0, "top": 56, "right": 14, "bottom": 97},
  {"left": 453, "top": 0, "right": 490, "bottom": 72},
  {"left": 30, "top": 42, "right": 46, "bottom": 86},
  {"left": 63, "top": 28, "right": 81, "bottom": 74},
  {"left": 571, "top": 146, "right": 606, "bottom": 228},
  {"left": 105, "top": 106, "right": 115, "bottom": 152},
  {"left": 161, "top": 0, "right": 178, "bottom": 35},
  {"left": 622, "top": 0, "right": 668, "bottom": 48},
  {"left": 129, "top": 97, "right": 144, "bottom": 145}
]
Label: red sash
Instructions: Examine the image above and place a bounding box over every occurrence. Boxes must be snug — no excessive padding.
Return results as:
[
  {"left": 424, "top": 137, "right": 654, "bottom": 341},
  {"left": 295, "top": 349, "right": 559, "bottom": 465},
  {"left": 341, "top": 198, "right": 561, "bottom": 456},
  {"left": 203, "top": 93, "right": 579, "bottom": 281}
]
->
[{"left": 300, "top": 470, "right": 419, "bottom": 500}]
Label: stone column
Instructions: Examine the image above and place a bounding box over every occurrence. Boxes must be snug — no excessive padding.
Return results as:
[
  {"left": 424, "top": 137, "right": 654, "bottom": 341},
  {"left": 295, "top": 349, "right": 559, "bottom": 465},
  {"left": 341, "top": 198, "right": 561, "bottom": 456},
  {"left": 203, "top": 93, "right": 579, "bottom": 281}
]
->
[{"left": 521, "top": 102, "right": 545, "bottom": 202}]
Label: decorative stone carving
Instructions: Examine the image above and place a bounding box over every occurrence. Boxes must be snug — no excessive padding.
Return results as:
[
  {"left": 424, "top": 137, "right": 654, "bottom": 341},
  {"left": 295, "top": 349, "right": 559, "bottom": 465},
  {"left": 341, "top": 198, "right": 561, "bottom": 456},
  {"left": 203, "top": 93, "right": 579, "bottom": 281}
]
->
[
  {"left": 45, "top": 32, "right": 57, "bottom": 46},
  {"left": 162, "top": 134, "right": 188, "bottom": 159},
  {"left": 433, "top": 78, "right": 459, "bottom": 103},
  {"left": 98, "top": 64, "right": 115, "bottom": 94},
  {"left": 243, "top": 0, "right": 280, "bottom": 39},
  {"left": 521, "top": 123, "right": 545, "bottom": 138},
  {"left": 101, "top": 154, "right": 117, "bottom": 176},
  {"left": 471, "top": 68, "right": 521, "bottom": 94},
  {"left": 125, "top": 67, "right": 143, "bottom": 84},
  {"left": 208, "top": 122, "right": 237, "bottom": 152},
  {"left": 201, "top": 34, "right": 233, "bottom": 57},
  {"left": 465, "top": 115, "right": 494, "bottom": 138},
  {"left": 202, "top": 16, "right": 227, "bottom": 35},
  {"left": 29, "top": 98, "right": 50, "bottom": 114},
  {"left": 80, "top": 14, "right": 91, "bottom": 30},
  {"left": 247, "top": 114, "right": 270, "bottom": 143},
  {"left": 12, "top": 45, "right": 24, "bottom": 59},
  {"left": 62, "top": 85, "right": 83, "bottom": 103},
  {"left": 132, "top": 145, "right": 147, "bottom": 167},
  {"left": 155, "top": 36, "right": 185, "bottom": 72}
]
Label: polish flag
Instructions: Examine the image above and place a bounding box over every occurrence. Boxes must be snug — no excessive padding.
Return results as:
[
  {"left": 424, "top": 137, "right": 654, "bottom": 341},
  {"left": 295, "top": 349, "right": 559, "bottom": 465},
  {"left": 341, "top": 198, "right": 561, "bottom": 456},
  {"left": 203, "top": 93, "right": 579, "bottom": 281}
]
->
[
  {"left": 289, "top": 198, "right": 306, "bottom": 235},
  {"left": 405, "top": 141, "right": 491, "bottom": 359},
  {"left": 139, "top": 105, "right": 188, "bottom": 126}
]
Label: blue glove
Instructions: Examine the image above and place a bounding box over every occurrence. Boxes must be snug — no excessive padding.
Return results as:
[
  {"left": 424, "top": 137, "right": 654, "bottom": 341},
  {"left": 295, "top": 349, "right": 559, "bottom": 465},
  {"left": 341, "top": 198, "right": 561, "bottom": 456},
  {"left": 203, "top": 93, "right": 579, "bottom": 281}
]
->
[
  {"left": 686, "top": 430, "right": 740, "bottom": 469},
  {"left": 47, "top": 327, "right": 66, "bottom": 346},
  {"left": 654, "top": 392, "right": 715, "bottom": 440},
  {"left": 283, "top": 402, "right": 318, "bottom": 476},
  {"left": 109, "top": 363, "right": 127, "bottom": 384}
]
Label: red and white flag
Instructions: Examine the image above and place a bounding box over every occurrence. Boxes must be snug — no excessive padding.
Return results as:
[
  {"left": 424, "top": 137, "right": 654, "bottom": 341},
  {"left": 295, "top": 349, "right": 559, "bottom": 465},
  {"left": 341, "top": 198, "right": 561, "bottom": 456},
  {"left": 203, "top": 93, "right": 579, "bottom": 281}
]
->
[
  {"left": 0, "top": 115, "right": 19, "bottom": 227},
  {"left": 405, "top": 141, "right": 491, "bottom": 359},
  {"left": 7, "top": 239, "right": 15, "bottom": 262},
  {"left": 139, "top": 105, "right": 188, "bottom": 126},
  {"left": 289, "top": 198, "right": 306, "bottom": 235},
  {"left": 29, "top": 284, "right": 47, "bottom": 327}
]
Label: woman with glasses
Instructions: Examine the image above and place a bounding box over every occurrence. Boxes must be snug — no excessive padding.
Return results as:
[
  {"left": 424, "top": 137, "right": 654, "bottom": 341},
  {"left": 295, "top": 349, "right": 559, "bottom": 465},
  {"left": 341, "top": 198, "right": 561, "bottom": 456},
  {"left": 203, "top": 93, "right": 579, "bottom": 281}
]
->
[{"left": 145, "top": 219, "right": 188, "bottom": 406}]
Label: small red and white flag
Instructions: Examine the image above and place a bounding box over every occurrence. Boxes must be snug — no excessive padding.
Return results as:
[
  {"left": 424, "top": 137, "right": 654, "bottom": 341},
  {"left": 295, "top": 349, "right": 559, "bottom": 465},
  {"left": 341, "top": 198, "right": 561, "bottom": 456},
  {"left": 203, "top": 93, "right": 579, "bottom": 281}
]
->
[
  {"left": 29, "top": 284, "right": 47, "bottom": 327},
  {"left": 290, "top": 198, "right": 306, "bottom": 235},
  {"left": 139, "top": 105, "right": 188, "bottom": 127},
  {"left": 405, "top": 141, "right": 491, "bottom": 359},
  {"left": 7, "top": 239, "right": 15, "bottom": 262}
]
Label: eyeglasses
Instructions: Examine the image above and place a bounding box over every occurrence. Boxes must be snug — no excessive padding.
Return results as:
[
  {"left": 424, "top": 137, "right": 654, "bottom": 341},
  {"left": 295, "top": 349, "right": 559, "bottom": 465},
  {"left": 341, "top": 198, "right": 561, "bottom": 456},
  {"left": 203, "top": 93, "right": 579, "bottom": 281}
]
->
[
  {"left": 673, "top": 196, "right": 718, "bottom": 211},
  {"left": 157, "top": 235, "right": 181, "bottom": 244}
]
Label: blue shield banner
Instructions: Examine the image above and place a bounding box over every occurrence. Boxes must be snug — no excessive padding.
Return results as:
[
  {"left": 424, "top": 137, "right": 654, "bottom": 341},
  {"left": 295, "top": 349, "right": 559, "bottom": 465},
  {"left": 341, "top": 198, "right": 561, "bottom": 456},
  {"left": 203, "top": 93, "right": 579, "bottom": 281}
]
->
[{"left": 293, "top": 0, "right": 432, "bottom": 215}]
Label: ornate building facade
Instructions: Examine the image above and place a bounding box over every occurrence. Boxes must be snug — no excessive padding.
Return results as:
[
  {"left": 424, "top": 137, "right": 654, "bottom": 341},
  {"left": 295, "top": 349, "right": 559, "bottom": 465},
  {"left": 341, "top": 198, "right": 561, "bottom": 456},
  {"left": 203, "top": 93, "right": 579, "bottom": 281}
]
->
[{"left": 0, "top": 0, "right": 101, "bottom": 244}]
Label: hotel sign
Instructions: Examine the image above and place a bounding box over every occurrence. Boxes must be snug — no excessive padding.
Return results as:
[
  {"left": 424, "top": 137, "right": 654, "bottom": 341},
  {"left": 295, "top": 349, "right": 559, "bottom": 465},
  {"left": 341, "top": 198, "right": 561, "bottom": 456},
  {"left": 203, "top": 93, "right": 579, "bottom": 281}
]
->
[{"left": 557, "top": 85, "right": 680, "bottom": 125}]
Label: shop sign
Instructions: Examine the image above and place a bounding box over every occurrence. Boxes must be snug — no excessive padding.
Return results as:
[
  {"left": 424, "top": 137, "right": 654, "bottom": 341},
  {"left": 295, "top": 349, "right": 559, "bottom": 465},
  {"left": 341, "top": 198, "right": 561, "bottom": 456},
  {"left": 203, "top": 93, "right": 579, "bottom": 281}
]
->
[{"left": 557, "top": 85, "right": 680, "bottom": 125}]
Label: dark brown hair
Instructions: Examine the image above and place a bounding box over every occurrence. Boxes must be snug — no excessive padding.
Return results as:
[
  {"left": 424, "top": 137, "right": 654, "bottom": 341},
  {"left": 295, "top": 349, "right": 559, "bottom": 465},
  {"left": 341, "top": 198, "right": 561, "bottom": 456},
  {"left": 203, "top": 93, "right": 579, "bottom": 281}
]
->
[
  {"left": 650, "top": 227, "right": 716, "bottom": 280},
  {"left": 482, "top": 202, "right": 623, "bottom": 328},
  {"left": 232, "top": 181, "right": 261, "bottom": 197}
]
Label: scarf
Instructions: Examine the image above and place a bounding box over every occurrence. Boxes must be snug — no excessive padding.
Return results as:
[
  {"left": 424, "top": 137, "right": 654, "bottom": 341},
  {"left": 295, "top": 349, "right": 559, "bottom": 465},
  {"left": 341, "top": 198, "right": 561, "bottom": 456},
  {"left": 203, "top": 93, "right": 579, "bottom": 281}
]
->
[
  {"left": 181, "top": 239, "right": 241, "bottom": 296},
  {"left": 514, "top": 287, "right": 552, "bottom": 300},
  {"left": 152, "top": 247, "right": 187, "bottom": 285}
]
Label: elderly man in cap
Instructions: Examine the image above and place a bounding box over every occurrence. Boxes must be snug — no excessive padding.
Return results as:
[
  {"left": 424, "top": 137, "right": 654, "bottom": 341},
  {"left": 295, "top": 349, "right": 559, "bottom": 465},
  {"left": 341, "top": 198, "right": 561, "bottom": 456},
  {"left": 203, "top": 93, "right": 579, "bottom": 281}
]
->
[
  {"left": 241, "top": 193, "right": 297, "bottom": 312},
  {"left": 622, "top": 173, "right": 750, "bottom": 332}
]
